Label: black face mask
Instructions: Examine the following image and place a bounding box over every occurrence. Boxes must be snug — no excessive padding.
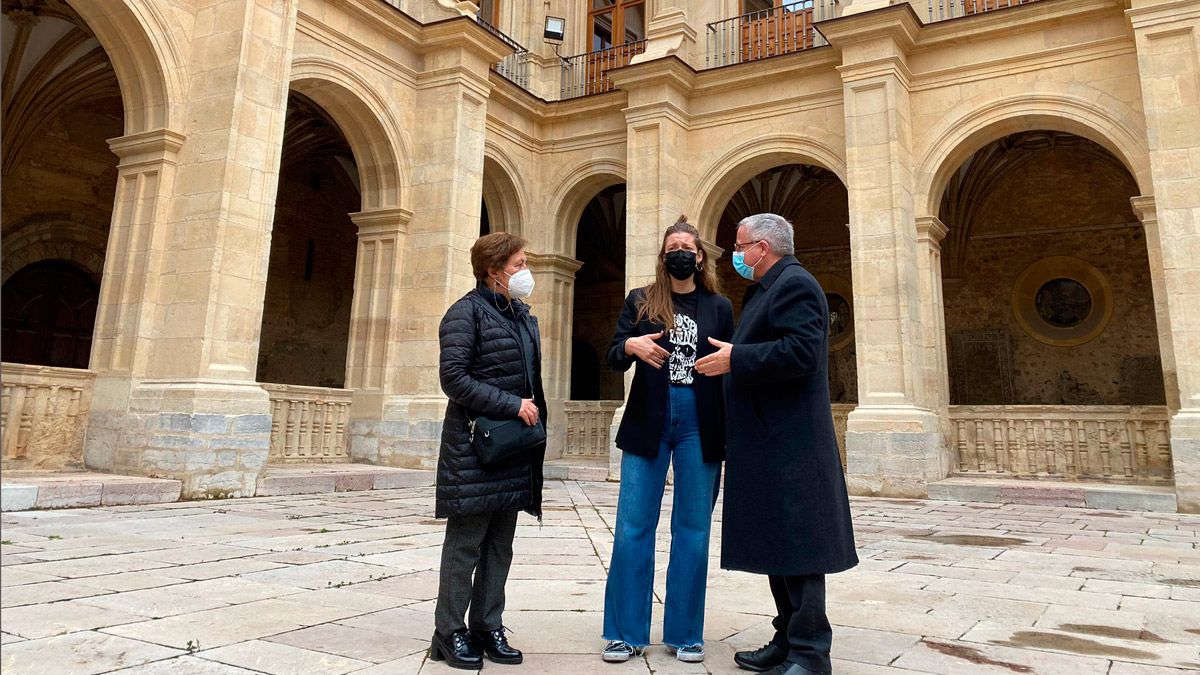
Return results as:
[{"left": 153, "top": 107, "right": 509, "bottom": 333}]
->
[{"left": 664, "top": 250, "right": 698, "bottom": 281}]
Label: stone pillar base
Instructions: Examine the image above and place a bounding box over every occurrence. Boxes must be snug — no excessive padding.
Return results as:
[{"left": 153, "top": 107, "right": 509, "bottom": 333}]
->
[
  {"left": 349, "top": 394, "right": 446, "bottom": 470},
  {"left": 607, "top": 405, "right": 626, "bottom": 482},
  {"left": 1170, "top": 410, "right": 1200, "bottom": 513},
  {"left": 545, "top": 398, "right": 567, "bottom": 461},
  {"left": 844, "top": 405, "right": 949, "bottom": 498},
  {"left": 85, "top": 379, "right": 271, "bottom": 499}
]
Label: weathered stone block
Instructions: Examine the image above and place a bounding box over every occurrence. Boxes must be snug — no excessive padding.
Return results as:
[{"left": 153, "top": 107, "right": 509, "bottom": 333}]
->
[
  {"left": 34, "top": 482, "right": 102, "bottom": 509},
  {"left": 334, "top": 473, "right": 374, "bottom": 492},
  {"left": 231, "top": 415, "right": 272, "bottom": 434},
  {"left": 372, "top": 470, "right": 435, "bottom": 489},
  {"left": 256, "top": 474, "right": 336, "bottom": 496},
  {"left": 1, "top": 484, "right": 38, "bottom": 512},
  {"left": 101, "top": 480, "right": 182, "bottom": 506}
]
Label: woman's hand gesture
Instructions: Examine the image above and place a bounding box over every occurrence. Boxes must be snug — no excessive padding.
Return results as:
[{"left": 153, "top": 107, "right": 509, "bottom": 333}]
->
[
  {"left": 625, "top": 332, "right": 670, "bottom": 369},
  {"left": 518, "top": 398, "right": 540, "bottom": 426}
]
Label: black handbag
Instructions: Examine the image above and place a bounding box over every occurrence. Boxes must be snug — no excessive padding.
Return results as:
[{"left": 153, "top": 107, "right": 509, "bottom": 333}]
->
[{"left": 470, "top": 415, "right": 545, "bottom": 468}]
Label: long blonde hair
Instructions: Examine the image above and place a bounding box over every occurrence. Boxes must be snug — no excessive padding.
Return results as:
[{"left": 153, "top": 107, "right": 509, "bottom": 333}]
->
[{"left": 635, "top": 215, "right": 722, "bottom": 330}]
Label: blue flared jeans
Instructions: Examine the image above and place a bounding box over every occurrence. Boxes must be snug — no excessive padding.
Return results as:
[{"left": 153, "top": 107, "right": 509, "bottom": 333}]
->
[{"left": 602, "top": 385, "right": 721, "bottom": 648}]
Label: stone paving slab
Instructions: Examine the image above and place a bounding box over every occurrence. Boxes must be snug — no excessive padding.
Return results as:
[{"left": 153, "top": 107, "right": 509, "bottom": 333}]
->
[{"left": 1, "top": 481, "right": 1198, "bottom": 674}]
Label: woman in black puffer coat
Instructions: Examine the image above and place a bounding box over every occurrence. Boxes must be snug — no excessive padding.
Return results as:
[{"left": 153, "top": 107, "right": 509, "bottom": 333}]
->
[{"left": 431, "top": 232, "right": 546, "bottom": 670}]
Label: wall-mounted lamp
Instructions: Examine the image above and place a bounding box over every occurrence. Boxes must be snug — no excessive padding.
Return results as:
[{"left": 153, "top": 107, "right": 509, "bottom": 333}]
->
[{"left": 543, "top": 16, "right": 565, "bottom": 43}]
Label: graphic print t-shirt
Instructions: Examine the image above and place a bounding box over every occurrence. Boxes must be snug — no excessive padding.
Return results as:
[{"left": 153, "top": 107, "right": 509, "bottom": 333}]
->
[{"left": 668, "top": 290, "right": 699, "bottom": 385}]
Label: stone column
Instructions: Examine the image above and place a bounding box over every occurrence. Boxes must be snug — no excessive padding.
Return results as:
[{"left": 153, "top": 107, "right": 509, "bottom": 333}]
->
[
  {"left": 345, "top": 207, "right": 428, "bottom": 466},
  {"left": 85, "top": 130, "right": 184, "bottom": 471},
  {"left": 370, "top": 24, "right": 508, "bottom": 469},
  {"left": 85, "top": 0, "right": 298, "bottom": 499},
  {"left": 1128, "top": 0, "right": 1200, "bottom": 511},
  {"left": 606, "top": 59, "right": 696, "bottom": 480},
  {"left": 527, "top": 252, "right": 583, "bottom": 460},
  {"left": 823, "top": 9, "right": 947, "bottom": 498},
  {"left": 916, "top": 216, "right": 952, "bottom": 446},
  {"left": 1131, "top": 196, "right": 1181, "bottom": 412}
]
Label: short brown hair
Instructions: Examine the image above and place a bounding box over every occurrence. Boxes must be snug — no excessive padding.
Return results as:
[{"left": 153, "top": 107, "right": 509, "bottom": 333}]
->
[{"left": 471, "top": 232, "right": 527, "bottom": 283}]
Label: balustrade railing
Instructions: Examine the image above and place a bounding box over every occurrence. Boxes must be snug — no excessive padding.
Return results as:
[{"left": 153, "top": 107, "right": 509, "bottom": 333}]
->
[
  {"left": 949, "top": 405, "right": 1172, "bottom": 483},
  {"left": 262, "top": 383, "right": 352, "bottom": 463},
  {"left": 832, "top": 403, "right": 853, "bottom": 469},
  {"left": 927, "top": 0, "right": 1044, "bottom": 22},
  {"left": 706, "top": 0, "right": 835, "bottom": 69},
  {"left": 560, "top": 41, "right": 647, "bottom": 99},
  {"left": 0, "top": 363, "right": 94, "bottom": 469},
  {"left": 564, "top": 400, "right": 622, "bottom": 457},
  {"left": 477, "top": 16, "right": 533, "bottom": 90}
]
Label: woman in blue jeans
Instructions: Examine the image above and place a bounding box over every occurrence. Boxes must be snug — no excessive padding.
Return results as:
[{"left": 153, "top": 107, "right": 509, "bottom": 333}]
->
[{"left": 601, "top": 216, "right": 734, "bottom": 664}]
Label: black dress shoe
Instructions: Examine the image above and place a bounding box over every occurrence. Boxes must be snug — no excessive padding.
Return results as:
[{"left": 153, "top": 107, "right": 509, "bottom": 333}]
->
[
  {"left": 734, "top": 643, "right": 788, "bottom": 672},
  {"left": 429, "top": 630, "right": 483, "bottom": 670},
  {"left": 763, "top": 661, "right": 831, "bottom": 675},
  {"left": 471, "top": 626, "right": 523, "bottom": 665}
]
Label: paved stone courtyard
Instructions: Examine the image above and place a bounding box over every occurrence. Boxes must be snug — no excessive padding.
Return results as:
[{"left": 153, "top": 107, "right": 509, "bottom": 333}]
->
[{"left": 1, "top": 480, "right": 1198, "bottom": 674}]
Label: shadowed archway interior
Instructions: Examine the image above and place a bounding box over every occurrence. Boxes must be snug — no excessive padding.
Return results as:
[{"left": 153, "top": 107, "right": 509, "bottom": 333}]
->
[
  {"left": 715, "top": 164, "right": 856, "bottom": 403},
  {"left": 256, "top": 91, "right": 360, "bottom": 388},
  {"left": 1, "top": 0, "right": 123, "bottom": 369},
  {"left": 937, "top": 130, "right": 1164, "bottom": 406},
  {"left": 571, "top": 184, "right": 626, "bottom": 401}
]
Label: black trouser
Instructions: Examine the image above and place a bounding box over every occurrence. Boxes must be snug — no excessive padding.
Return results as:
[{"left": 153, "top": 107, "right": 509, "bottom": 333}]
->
[
  {"left": 768, "top": 574, "right": 832, "bottom": 672},
  {"left": 434, "top": 509, "right": 519, "bottom": 635}
]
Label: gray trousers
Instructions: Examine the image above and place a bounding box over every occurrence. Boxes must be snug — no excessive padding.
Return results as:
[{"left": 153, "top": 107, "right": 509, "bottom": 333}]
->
[{"left": 434, "top": 509, "right": 519, "bottom": 634}]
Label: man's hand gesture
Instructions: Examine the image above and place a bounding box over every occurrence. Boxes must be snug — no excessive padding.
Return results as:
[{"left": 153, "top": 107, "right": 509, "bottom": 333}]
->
[{"left": 695, "top": 337, "right": 733, "bottom": 376}]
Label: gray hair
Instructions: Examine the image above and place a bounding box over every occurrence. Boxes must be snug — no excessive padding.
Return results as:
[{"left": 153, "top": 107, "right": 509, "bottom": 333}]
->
[{"left": 738, "top": 213, "right": 794, "bottom": 256}]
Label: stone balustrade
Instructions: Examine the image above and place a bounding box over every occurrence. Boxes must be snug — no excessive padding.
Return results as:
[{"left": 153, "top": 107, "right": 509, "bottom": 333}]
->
[
  {"left": 262, "top": 384, "right": 352, "bottom": 463},
  {"left": 832, "top": 403, "right": 853, "bottom": 469},
  {"left": 1, "top": 363, "right": 95, "bottom": 469},
  {"left": 949, "top": 405, "right": 1173, "bottom": 483},
  {"left": 564, "top": 400, "right": 623, "bottom": 458}
]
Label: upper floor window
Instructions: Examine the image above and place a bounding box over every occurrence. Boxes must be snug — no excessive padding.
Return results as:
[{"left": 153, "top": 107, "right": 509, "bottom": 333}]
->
[
  {"left": 590, "top": 0, "right": 646, "bottom": 51},
  {"left": 478, "top": 0, "right": 501, "bottom": 26}
]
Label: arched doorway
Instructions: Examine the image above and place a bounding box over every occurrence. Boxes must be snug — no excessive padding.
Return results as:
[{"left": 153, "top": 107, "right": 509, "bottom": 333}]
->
[
  {"left": 256, "top": 91, "right": 360, "bottom": 389},
  {"left": 570, "top": 184, "right": 627, "bottom": 401},
  {"left": 713, "top": 163, "right": 854, "bottom": 461},
  {"left": 937, "top": 130, "right": 1170, "bottom": 483},
  {"left": 1, "top": 2, "right": 122, "bottom": 369},
  {"left": 2, "top": 261, "right": 99, "bottom": 369}
]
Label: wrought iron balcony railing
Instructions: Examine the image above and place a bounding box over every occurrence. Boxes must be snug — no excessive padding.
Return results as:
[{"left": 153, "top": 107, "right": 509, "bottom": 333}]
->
[
  {"left": 928, "top": 0, "right": 1045, "bottom": 22},
  {"left": 706, "top": 0, "right": 835, "bottom": 69},
  {"left": 560, "top": 40, "right": 647, "bottom": 100},
  {"left": 477, "top": 16, "right": 533, "bottom": 90}
]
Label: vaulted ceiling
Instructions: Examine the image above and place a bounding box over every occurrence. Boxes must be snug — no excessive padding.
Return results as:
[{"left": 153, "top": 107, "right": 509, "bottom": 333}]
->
[{"left": 2, "top": 0, "right": 120, "bottom": 177}]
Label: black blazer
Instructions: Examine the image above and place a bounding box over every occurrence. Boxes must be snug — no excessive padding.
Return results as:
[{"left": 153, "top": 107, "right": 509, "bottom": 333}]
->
[{"left": 607, "top": 285, "right": 734, "bottom": 463}]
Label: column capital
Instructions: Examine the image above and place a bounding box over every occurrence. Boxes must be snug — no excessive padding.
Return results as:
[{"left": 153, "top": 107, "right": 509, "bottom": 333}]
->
[
  {"left": 527, "top": 252, "right": 584, "bottom": 277},
  {"left": 107, "top": 129, "right": 186, "bottom": 169},
  {"left": 915, "top": 216, "right": 949, "bottom": 244},
  {"left": 1126, "top": 0, "right": 1200, "bottom": 30},
  {"left": 351, "top": 207, "right": 413, "bottom": 236},
  {"left": 701, "top": 238, "right": 725, "bottom": 261},
  {"left": 820, "top": 4, "right": 921, "bottom": 55},
  {"left": 1130, "top": 195, "right": 1157, "bottom": 223}
]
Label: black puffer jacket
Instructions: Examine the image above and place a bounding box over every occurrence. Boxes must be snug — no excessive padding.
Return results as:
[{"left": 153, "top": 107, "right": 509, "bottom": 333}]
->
[{"left": 436, "top": 285, "right": 546, "bottom": 519}]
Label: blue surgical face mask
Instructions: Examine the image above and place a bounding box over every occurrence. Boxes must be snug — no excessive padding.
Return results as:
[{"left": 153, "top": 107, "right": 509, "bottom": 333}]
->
[{"left": 732, "top": 244, "right": 761, "bottom": 281}]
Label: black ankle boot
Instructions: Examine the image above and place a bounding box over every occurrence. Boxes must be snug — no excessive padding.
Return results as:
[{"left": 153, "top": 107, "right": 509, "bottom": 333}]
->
[
  {"left": 471, "top": 626, "right": 523, "bottom": 664},
  {"left": 734, "top": 643, "right": 787, "bottom": 672},
  {"left": 430, "top": 630, "right": 482, "bottom": 670}
]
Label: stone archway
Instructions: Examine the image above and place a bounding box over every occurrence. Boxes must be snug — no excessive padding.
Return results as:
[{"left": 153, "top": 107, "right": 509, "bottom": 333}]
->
[
  {"left": 934, "top": 128, "right": 1171, "bottom": 484},
  {"left": 481, "top": 149, "right": 526, "bottom": 237}
]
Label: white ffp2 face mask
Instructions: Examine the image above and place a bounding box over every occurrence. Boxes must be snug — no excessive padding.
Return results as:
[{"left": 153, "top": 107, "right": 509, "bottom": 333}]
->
[{"left": 502, "top": 269, "right": 535, "bottom": 299}]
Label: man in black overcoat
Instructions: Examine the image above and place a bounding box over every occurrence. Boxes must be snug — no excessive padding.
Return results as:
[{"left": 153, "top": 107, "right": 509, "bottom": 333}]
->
[{"left": 696, "top": 213, "right": 858, "bottom": 675}]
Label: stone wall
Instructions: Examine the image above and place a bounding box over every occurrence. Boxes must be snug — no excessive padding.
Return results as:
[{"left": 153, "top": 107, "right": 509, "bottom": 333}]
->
[
  {"left": 944, "top": 226, "right": 1164, "bottom": 405},
  {"left": 255, "top": 157, "right": 359, "bottom": 388},
  {"left": 1, "top": 95, "right": 121, "bottom": 285}
]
